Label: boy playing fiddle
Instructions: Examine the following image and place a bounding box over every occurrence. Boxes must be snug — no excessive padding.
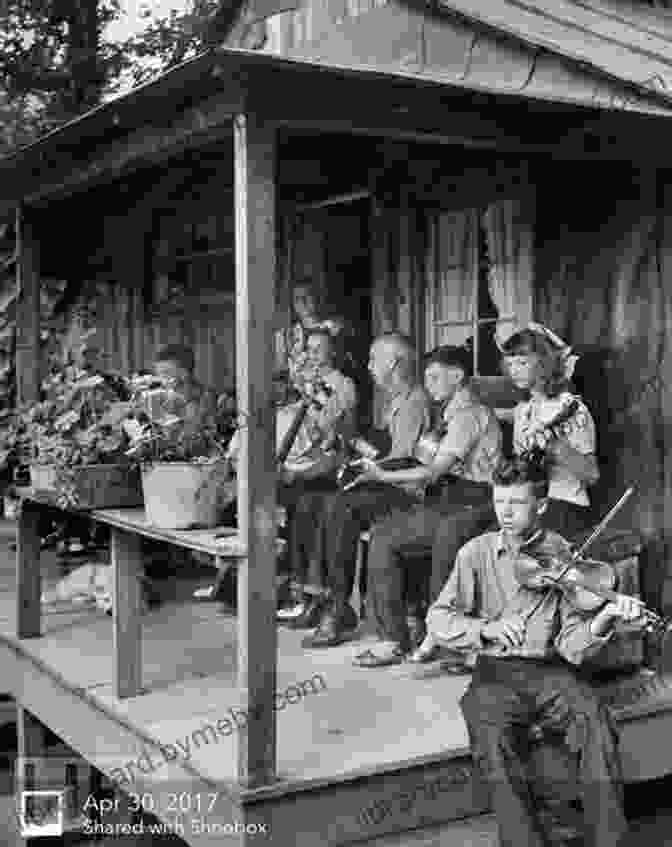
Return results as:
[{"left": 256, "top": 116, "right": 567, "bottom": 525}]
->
[{"left": 426, "top": 457, "right": 642, "bottom": 847}]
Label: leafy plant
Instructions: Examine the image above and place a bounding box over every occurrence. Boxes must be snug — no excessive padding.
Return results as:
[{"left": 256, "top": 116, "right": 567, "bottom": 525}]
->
[
  {"left": 0, "top": 362, "right": 133, "bottom": 506},
  {"left": 123, "top": 374, "right": 229, "bottom": 466},
  {"left": 27, "top": 365, "right": 131, "bottom": 465}
]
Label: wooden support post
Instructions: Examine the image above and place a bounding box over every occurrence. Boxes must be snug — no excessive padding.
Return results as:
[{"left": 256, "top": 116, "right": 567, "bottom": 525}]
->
[
  {"left": 17, "top": 502, "right": 41, "bottom": 638},
  {"left": 234, "top": 112, "right": 278, "bottom": 788},
  {"left": 16, "top": 705, "right": 45, "bottom": 845},
  {"left": 15, "top": 206, "right": 41, "bottom": 407},
  {"left": 111, "top": 528, "right": 143, "bottom": 698}
]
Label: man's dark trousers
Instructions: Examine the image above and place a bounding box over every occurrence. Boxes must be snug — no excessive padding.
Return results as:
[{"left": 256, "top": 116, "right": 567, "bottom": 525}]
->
[
  {"left": 460, "top": 655, "right": 629, "bottom": 847},
  {"left": 322, "top": 483, "right": 418, "bottom": 611},
  {"left": 367, "top": 480, "right": 495, "bottom": 646}
]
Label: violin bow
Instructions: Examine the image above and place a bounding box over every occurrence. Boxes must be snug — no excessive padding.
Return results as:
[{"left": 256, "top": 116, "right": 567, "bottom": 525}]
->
[{"left": 571, "top": 486, "right": 636, "bottom": 562}]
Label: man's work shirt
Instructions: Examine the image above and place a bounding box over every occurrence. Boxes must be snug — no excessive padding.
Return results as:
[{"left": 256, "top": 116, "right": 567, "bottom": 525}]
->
[
  {"left": 426, "top": 530, "right": 612, "bottom": 666},
  {"left": 433, "top": 385, "right": 502, "bottom": 485},
  {"left": 383, "top": 384, "right": 432, "bottom": 460}
]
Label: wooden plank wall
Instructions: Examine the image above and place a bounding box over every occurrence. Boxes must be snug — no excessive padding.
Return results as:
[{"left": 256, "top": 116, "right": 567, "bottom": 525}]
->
[
  {"left": 56, "top": 177, "right": 238, "bottom": 394},
  {"left": 534, "top": 162, "right": 672, "bottom": 613}
]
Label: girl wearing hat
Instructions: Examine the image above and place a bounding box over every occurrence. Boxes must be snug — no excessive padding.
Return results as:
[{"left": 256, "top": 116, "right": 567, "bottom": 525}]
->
[{"left": 500, "top": 323, "right": 598, "bottom": 539}]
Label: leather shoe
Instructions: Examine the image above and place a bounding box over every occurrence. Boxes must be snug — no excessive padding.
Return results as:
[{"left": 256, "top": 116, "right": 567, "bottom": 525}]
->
[
  {"left": 301, "top": 604, "right": 358, "bottom": 648},
  {"left": 286, "top": 595, "right": 328, "bottom": 630}
]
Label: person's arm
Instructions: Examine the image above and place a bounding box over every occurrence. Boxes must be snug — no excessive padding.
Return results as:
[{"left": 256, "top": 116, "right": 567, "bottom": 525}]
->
[
  {"left": 553, "top": 592, "right": 644, "bottom": 666},
  {"left": 360, "top": 410, "right": 480, "bottom": 487},
  {"left": 284, "top": 375, "right": 356, "bottom": 482},
  {"left": 387, "top": 389, "right": 431, "bottom": 460},
  {"left": 425, "top": 543, "right": 491, "bottom": 652},
  {"left": 540, "top": 398, "right": 599, "bottom": 486},
  {"left": 549, "top": 442, "right": 599, "bottom": 486}
]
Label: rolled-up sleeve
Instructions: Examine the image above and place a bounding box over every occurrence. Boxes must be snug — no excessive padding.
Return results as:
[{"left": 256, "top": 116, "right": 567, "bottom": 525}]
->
[
  {"left": 388, "top": 388, "right": 431, "bottom": 459},
  {"left": 426, "top": 545, "right": 489, "bottom": 652},
  {"left": 431, "top": 410, "right": 481, "bottom": 480},
  {"left": 554, "top": 597, "right": 613, "bottom": 666}
]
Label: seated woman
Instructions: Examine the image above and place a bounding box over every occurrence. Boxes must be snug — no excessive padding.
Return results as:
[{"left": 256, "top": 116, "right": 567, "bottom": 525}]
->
[
  {"left": 500, "top": 323, "right": 599, "bottom": 540},
  {"left": 221, "top": 328, "right": 357, "bottom": 613},
  {"left": 277, "top": 278, "right": 347, "bottom": 398},
  {"left": 351, "top": 345, "right": 503, "bottom": 667}
]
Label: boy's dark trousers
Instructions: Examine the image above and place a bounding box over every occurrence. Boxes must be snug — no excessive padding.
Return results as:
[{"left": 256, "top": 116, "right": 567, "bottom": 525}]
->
[{"left": 460, "top": 655, "right": 629, "bottom": 847}]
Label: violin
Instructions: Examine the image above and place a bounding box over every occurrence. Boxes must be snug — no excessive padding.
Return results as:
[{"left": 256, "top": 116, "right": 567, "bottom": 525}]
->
[
  {"left": 514, "top": 551, "right": 666, "bottom": 632},
  {"left": 512, "top": 487, "right": 669, "bottom": 635}
]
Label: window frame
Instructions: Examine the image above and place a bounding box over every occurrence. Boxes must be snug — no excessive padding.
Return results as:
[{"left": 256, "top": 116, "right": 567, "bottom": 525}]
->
[{"left": 426, "top": 209, "right": 517, "bottom": 376}]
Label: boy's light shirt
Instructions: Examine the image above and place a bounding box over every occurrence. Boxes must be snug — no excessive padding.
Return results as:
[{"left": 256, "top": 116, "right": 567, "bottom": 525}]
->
[{"left": 426, "top": 527, "right": 613, "bottom": 666}]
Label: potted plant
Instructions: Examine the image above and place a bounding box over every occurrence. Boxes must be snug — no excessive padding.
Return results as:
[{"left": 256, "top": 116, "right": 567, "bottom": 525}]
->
[
  {"left": 125, "top": 375, "right": 235, "bottom": 530},
  {"left": 19, "top": 364, "right": 142, "bottom": 510}
]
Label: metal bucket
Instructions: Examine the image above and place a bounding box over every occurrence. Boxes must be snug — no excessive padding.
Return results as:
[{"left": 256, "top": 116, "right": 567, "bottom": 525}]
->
[{"left": 141, "top": 460, "right": 234, "bottom": 529}]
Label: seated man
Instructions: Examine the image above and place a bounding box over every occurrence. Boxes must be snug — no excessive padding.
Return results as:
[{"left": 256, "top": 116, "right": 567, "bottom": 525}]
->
[
  {"left": 298, "top": 332, "right": 432, "bottom": 646},
  {"left": 427, "top": 458, "right": 641, "bottom": 847},
  {"left": 352, "top": 345, "right": 502, "bottom": 667}
]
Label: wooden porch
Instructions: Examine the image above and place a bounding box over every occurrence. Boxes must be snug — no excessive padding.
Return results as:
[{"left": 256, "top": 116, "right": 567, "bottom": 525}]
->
[
  {"left": 4, "top": 20, "right": 672, "bottom": 843},
  {"left": 3, "top": 516, "right": 672, "bottom": 846}
]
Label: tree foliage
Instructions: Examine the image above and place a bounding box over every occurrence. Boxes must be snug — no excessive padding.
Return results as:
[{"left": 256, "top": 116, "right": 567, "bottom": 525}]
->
[
  {"left": 0, "top": 0, "right": 225, "bottom": 153},
  {"left": 111, "top": 0, "right": 221, "bottom": 90}
]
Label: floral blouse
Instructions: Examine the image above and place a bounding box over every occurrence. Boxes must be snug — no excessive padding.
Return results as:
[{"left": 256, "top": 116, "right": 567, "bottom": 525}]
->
[
  {"left": 276, "top": 318, "right": 347, "bottom": 395},
  {"left": 513, "top": 391, "right": 596, "bottom": 506}
]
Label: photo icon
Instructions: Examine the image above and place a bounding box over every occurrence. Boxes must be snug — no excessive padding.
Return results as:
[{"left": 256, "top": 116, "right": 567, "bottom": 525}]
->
[{"left": 18, "top": 789, "right": 65, "bottom": 838}]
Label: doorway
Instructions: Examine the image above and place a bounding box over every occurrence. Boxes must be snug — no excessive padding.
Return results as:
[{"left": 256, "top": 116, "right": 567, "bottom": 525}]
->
[{"left": 293, "top": 195, "right": 374, "bottom": 429}]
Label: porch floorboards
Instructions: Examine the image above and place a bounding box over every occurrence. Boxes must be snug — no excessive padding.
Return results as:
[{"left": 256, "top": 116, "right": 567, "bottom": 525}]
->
[
  {"left": 3, "top": 527, "right": 672, "bottom": 845},
  {"left": 0, "top": 578, "right": 474, "bottom": 790}
]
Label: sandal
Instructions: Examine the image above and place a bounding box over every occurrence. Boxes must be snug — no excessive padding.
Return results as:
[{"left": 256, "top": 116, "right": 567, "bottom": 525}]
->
[{"left": 352, "top": 645, "right": 407, "bottom": 668}]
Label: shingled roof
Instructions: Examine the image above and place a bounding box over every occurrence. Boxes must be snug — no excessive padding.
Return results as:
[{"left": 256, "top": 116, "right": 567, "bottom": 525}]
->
[
  {"left": 3, "top": 0, "right": 672, "bottom": 195},
  {"left": 437, "top": 0, "right": 672, "bottom": 105}
]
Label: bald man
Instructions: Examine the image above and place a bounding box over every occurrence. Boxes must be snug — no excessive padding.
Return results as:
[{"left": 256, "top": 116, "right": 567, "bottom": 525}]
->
[{"left": 297, "top": 333, "right": 432, "bottom": 647}]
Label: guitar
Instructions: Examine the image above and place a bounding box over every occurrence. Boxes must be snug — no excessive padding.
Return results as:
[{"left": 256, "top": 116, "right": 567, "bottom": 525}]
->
[
  {"left": 336, "top": 431, "right": 442, "bottom": 491},
  {"left": 223, "top": 379, "right": 335, "bottom": 475},
  {"left": 517, "top": 397, "right": 581, "bottom": 466}
]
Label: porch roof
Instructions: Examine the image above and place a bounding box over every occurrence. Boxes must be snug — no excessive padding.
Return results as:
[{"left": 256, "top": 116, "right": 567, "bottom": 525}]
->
[{"left": 2, "top": 5, "right": 672, "bottom": 215}]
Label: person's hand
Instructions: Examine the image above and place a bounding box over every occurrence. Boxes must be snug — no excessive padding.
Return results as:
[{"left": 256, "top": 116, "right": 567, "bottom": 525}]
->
[
  {"left": 590, "top": 594, "right": 645, "bottom": 636},
  {"left": 481, "top": 615, "right": 526, "bottom": 648},
  {"left": 352, "top": 458, "right": 383, "bottom": 484},
  {"left": 546, "top": 439, "right": 574, "bottom": 465}
]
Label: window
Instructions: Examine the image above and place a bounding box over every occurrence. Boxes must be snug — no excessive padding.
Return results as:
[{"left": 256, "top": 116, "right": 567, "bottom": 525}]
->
[{"left": 425, "top": 199, "right": 534, "bottom": 375}]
